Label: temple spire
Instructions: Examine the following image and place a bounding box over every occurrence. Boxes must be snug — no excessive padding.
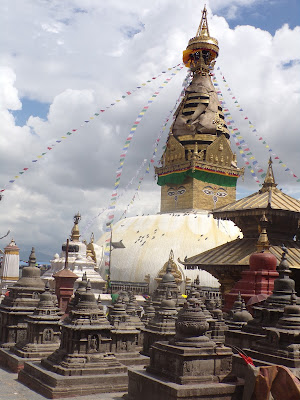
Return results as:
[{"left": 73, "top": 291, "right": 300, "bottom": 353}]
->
[
  {"left": 260, "top": 158, "right": 277, "bottom": 193},
  {"left": 70, "top": 212, "right": 81, "bottom": 242},
  {"left": 196, "top": 5, "right": 210, "bottom": 37},
  {"left": 257, "top": 213, "right": 270, "bottom": 252}
]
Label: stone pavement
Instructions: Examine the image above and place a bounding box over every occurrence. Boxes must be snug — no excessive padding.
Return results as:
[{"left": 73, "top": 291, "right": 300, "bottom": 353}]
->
[{"left": 0, "top": 365, "right": 126, "bottom": 400}]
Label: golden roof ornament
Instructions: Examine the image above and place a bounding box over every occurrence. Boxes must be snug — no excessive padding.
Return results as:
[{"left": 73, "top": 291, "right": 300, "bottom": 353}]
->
[
  {"left": 259, "top": 157, "right": 277, "bottom": 193},
  {"left": 183, "top": 5, "right": 219, "bottom": 73},
  {"left": 70, "top": 212, "right": 81, "bottom": 242},
  {"left": 257, "top": 213, "right": 270, "bottom": 252}
]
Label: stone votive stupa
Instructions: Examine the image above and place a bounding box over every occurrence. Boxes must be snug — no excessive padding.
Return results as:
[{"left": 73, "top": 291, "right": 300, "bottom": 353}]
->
[
  {"left": 109, "top": 297, "right": 148, "bottom": 367},
  {"left": 19, "top": 280, "right": 128, "bottom": 398},
  {"left": 237, "top": 293, "right": 300, "bottom": 378},
  {"left": 0, "top": 247, "right": 45, "bottom": 349},
  {"left": 0, "top": 281, "right": 62, "bottom": 372},
  {"left": 127, "top": 282, "right": 242, "bottom": 400},
  {"left": 141, "top": 289, "right": 178, "bottom": 357}
]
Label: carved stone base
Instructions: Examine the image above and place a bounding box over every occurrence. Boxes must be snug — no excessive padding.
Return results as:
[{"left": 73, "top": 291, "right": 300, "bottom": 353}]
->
[
  {"left": 126, "top": 368, "right": 244, "bottom": 400},
  {"left": 147, "top": 341, "right": 233, "bottom": 385},
  {"left": 18, "top": 361, "right": 128, "bottom": 399},
  {"left": 116, "top": 352, "right": 149, "bottom": 367}
]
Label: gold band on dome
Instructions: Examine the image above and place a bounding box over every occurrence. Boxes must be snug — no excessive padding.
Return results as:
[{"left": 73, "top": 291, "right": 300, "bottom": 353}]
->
[{"left": 1, "top": 277, "right": 19, "bottom": 281}]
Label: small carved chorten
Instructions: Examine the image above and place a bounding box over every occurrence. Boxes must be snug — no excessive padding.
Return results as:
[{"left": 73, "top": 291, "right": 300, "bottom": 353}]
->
[
  {"left": 0, "top": 247, "right": 45, "bottom": 348},
  {"left": 128, "top": 280, "right": 239, "bottom": 400},
  {"left": 0, "top": 281, "right": 62, "bottom": 372},
  {"left": 19, "top": 281, "right": 128, "bottom": 398},
  {"left": 141, "top": 290, "right": 178, "bottom": 356},
  {"left": 141, "top": 296, "right": 156, "bottom": 324},
  {"left": 109, "top": 297, "right": 148, "bottom": 367},
  {"left": 246, "top": 293, "right": 300, "bottom": 376},
  {"left": 152, "top": 251, "right": 182, "bottom": 310},
  {"left": 244, "top": 247, "right": 298, "bottom": 336}
]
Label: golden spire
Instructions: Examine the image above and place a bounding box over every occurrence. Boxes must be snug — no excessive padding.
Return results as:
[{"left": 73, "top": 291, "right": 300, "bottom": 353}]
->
[
  {"left": 196, "top": 5, "right": 210, "bottom": 37},
  {"left": 183, "top": 6, "right": 219, "bottom": 72},
  {"left": 257, "top": 213, "right": 270, "bottom": 252},
  {"left": 70, "top": 212, "right": 81, "bottom": 242},
  {"left": 259, "top": 157, "right": 277, "bottom": 193}
]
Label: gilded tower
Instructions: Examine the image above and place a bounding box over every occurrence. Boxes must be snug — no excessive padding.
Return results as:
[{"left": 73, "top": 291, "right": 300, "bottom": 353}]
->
[{"left": 155, "top": 7, "right": 243, "bottom": 212}]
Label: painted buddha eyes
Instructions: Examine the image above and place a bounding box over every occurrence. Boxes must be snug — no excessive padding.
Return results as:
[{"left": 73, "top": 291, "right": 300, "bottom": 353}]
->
[
  {"left": 168, "top": 189, "right": 176, "bottom": 197},
  {"left": 203, "top": 186, "right": 214, "bottom": 196},
  {"left": 202, "top": 186, "right": 227, "bottom": 204},
  {"left": 177, "top": 186, "right": 186, "bottom": 195}
]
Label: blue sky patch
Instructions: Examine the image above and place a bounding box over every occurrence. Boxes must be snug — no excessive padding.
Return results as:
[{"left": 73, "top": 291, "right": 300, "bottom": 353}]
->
[{"left": 12, "top": 98, "right": 50, "bottom": 127}]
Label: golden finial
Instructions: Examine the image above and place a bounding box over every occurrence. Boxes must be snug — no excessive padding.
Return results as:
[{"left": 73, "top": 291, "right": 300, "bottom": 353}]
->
[
  {"left": 259, "top": 157, "right": 277, "bottom": 193},
  {"left": 183, "top": 6, "right": 219, "bottom": 72},
  {"left": 257, "top": 213, "right": 270, "bottom": 252},
  {"left": 196, "top": 5, "right": 210, "bottom": 37},
  {"left": 70, "top": 212, "right": 81, "bottom": 242}
]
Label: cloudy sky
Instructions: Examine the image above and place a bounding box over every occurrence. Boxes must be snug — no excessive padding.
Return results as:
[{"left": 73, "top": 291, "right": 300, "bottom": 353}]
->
[{"left": 0, "top": 0, "right": 299, "bottom": 262}]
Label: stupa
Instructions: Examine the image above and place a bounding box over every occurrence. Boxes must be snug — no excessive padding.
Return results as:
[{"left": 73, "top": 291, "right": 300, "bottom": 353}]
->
[
  {"left": 0, "top": 281, "right": 62, "bottom": 372},
  {"left": 42, "top": 213, "right": 105, "bottom": 293},
  {"left": 19, "top": 281, "right": 128, "bottom": 398},
  {"left": 109, "top": 297, "right": 148, "bottom": 367},
  {"left": 0, "top": 247, "right": 45, "bottom": 348},
  {"left": 0, "top": 238, "right": 20, "bottom": 295},
  {"left": 96, "top": 6, "right": 243, "bottom": 292},
  {"left": 141, "top": 290, "right": 177, "bottom": 357},
  {"left": 127, "top": 264, "right": 242, "bottom": 399}
]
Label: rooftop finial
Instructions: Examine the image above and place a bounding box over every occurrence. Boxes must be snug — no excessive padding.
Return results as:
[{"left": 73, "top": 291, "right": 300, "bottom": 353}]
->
[
  {"left": 257, "top": 213, "right": 270, "bottom": 252},
  {"left": 260, "top": 157, "right": 277, "bottom": 193},
  {"left": 28, "top": 247, "right": 36, "bottom": 267},
  {"left": 196, "top": 5, "right": 209, "bottom": 37},
  {"left": 70, "top": 212, "right": 81, "bottom": 242}
]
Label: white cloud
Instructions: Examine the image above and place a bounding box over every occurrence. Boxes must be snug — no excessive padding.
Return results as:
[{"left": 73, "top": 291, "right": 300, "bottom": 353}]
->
[{"left": 0, "top": 0, "right": 299, "bottom": 261}]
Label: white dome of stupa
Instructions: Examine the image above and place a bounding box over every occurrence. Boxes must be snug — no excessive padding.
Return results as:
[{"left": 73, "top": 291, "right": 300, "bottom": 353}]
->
[{"left": 97, "top": 211, "right": 240, "bottom": 291}]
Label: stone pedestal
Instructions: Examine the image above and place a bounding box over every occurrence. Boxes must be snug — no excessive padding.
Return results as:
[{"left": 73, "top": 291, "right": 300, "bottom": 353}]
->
[{"left": 18, "top": 281, "right": 128, "bottom": 398}]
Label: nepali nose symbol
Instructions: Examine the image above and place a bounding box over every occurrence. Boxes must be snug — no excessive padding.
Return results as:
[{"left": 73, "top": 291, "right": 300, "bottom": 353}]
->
[
  {"left": 167, "top": 186, "right": 186, "bottom": 207},
  {"left": 202, "top": 186, "right": 227, "bottom": 207}
]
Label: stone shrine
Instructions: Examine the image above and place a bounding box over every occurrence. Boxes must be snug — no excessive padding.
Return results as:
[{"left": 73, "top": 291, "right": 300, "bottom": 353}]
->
[
  {"left": 0, "top": 281, "right": 62, "bottom": 372},
  {"left": 109, "top": 297, "right": 148, "bottom": 367},
  {"left": 141, "top": 290, "right": 178, "bottom": 357},
  {"left": 0, "top": 248, "right": 45, "bottom": 348},
  {"left": 19, "top": 281, "right": 128, "bottom": 398},
  {"left": 244, "top": 247, "right": 298, "bottom": 336},
  {"left": 241, "top": 294, "right": 300, "bottom": 378},
  {"left": 127, "top": 275, "right": 242, "bottom": 399}
]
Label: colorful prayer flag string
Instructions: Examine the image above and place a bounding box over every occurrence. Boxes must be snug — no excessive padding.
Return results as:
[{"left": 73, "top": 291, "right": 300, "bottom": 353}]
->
[
  {"left": 0, "top": 64, "right": 183, "bottom": 194},
  {"left": 215, "top": 67, "right": 300, "bottom": 183},
  {"left": 104, "top": 66, "right": 184, "bottom": 268},
  {"left": 211, "top": 73, "right": 263, "bottom": 185}
]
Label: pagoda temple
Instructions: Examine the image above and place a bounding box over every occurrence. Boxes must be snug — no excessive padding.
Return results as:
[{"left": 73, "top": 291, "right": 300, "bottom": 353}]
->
[{"left": 182, "top": 158, "right": 300, "bottom": 295}]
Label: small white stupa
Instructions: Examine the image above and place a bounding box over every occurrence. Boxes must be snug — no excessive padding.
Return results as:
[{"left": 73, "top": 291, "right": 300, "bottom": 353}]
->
[
  {"left": 42, "top": 213, "right": 105, "bottom": 293},
  {"left": 0, "top": 238, "right": 20, "bottom": 295}
]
